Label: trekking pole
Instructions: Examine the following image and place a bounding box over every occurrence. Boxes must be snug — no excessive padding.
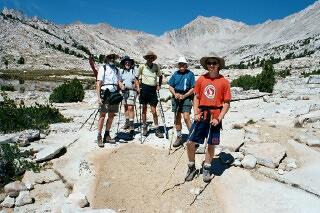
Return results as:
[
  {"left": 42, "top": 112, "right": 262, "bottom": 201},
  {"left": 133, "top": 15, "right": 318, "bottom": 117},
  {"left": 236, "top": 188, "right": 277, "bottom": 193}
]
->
[
  {"left": 168, "top": 99, "right": 180, "bottom": 155},
  {"left": 79, "top": 108, "right": 98, "bottom": 130},
  {"left": 89, "top": 110, "right": 100, "bottom": 130},
  {"left": 134, "top": 94, "right": 139, "bottom": 129},
  {"left": 156, "top": 90, "right": 168, "bottom": 140},
  {"left": 161, "top": 125, "right": 197, "bottom": 195},
  {"left": 117, "top": 101, "right": 123, "bottom": 135}
]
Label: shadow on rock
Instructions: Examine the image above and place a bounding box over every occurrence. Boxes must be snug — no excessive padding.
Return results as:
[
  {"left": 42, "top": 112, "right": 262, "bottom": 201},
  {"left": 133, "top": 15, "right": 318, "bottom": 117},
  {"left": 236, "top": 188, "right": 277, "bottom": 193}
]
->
[{"left": 210, "top": 152, "right": 235, "bottom": 176}]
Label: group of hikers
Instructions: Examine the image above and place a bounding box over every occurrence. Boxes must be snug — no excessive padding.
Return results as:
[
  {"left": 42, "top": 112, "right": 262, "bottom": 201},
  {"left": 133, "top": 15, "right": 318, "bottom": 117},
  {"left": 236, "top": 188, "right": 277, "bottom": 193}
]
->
[{"left": 90, "top": 50, "right": 231, "bottom": 182}]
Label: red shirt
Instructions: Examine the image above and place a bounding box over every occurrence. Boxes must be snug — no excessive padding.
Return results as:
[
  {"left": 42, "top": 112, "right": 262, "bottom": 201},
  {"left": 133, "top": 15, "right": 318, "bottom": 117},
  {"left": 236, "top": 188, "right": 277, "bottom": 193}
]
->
[{"left": 194, "top": 73, "right": 231, "bottom": 118}]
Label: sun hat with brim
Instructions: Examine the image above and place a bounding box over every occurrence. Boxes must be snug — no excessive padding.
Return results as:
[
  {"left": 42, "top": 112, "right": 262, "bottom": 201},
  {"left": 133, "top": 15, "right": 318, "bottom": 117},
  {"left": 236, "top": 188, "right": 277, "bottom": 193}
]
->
[
  {"left": 200, "top": 56, "right": 225, "bottom": 70},
  {"left": 120, "top": 56, "right": 135, "bottom": 67},
  {"left": 143, "top": 51, "right": 157, "bottom": 60},
  {"left": 106, "top": 53, "right": 120, "bottom": 59},
  {"left": 177, "top": 56, "right": 188, "bottom": 65}
]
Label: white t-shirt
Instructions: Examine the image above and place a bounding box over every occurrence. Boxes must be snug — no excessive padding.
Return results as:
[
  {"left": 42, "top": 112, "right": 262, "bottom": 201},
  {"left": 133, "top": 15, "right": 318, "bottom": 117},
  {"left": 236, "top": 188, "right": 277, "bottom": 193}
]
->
[
  {"left": 120, "top": 68, "right": 136, "bottom": 89},
  {"left": 97, "top": 64, "right": 121, "bottom": 92}
]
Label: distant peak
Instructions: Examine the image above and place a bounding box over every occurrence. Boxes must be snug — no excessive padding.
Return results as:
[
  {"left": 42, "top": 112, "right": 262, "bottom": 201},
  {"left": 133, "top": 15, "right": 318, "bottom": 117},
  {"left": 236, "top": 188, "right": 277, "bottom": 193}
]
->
[{"left": 1, "top": 7, "right": 25, "bottom": 19}]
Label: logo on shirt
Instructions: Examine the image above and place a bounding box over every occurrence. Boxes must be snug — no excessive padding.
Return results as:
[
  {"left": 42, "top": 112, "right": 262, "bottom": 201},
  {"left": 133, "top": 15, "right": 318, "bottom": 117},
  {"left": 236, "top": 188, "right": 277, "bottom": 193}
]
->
[{"left": 204, "top": 85, "right": 216, "bottom": 99}]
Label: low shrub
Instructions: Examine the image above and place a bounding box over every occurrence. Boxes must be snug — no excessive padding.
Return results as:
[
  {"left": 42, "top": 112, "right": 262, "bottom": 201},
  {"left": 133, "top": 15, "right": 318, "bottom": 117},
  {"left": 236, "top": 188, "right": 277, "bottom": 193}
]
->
[
  {"left": 49, "top": 79, "right": 85, "bottom": 103},
  {"left": 231, "top": 62, "right": 276, "bottom": 93},
  {"left": 231, "top": 74, "right": 257, "bottom": 90},
  {"left": 1, "top": 84, "right": 15, "bottom": 91},
  {"left": 0, "top": 143, "right": 40, "bottom": 185},
  {"left": 277, "top": 69, "right": 291, "bottom": 78},
  {"left": 301, "top": 69, "right": 320, "bottom": 77},
  {"left": 0, "top": 94, "right": 69, "bottom": 133}
]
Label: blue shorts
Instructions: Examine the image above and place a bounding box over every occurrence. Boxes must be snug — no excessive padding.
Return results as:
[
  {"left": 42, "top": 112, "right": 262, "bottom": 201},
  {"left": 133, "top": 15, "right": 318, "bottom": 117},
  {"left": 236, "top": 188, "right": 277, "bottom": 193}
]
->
[{"left": 188, "top": 120, "right": 221, "bottom": 145}]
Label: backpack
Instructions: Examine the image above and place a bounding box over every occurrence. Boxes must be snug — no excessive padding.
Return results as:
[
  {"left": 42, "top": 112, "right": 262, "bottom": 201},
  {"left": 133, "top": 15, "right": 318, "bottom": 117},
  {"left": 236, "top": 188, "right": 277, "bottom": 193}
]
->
[{"left": 100, "top": 64, "right": 123, "bottom": 105}]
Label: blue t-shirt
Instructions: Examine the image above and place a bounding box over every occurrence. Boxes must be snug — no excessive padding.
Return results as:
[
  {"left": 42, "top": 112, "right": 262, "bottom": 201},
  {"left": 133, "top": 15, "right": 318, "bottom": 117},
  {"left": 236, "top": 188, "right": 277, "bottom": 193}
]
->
[{"left": 168, "top": 70, "right": 195, "bottom": 93}]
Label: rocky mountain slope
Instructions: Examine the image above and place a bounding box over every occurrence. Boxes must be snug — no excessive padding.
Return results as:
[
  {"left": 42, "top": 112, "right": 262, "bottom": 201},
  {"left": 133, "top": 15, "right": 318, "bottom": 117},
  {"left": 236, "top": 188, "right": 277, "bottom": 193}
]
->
[{"left": 0, "top": 1, "right": 320, "bottom": 70}]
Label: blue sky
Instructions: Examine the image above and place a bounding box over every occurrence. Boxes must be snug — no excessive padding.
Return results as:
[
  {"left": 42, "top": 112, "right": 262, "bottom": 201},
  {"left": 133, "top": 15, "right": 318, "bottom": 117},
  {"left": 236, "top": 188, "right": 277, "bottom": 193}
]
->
[{"left": 0, "top": 0, "right": 317, "bottom": 35}]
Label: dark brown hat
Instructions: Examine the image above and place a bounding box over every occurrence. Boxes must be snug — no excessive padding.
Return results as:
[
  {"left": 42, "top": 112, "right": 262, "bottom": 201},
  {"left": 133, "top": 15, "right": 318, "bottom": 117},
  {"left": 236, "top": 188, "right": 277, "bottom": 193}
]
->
[
  {"left": 120, "top": 56, "right": 135, "bottom": 67},
  {"left": 106, "top": 53, "right": 120, "bottom": 59},
  {"left": 200, "top": 56, "right": 225, "bottom": 70}
]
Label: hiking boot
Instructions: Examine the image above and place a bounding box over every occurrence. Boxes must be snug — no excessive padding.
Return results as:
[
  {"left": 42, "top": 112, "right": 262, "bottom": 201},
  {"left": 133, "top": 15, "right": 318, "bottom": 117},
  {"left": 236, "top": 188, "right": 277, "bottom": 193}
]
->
[
  {"left": 173, "top": 135, "right": 183, "bottom": 147},
  {"left": 142, "top": 125, "right": 148, "bottom": 136},
  {"left": 122, "top": 120, "right": 130, "bottom": 130},
  {"left": 185, "top": 163, "right": 197, "bottom": 182},
  {"left": 155, "top": 128, "right": 164, "bottom": 138},
  {"left": 203, "top": 164, "right": 213, "bottom": 183},
  {"left": 103, "top": 133, "right": 116, "bottom": 144},
  {"left": 97, "top": 135, "right": 104, "bottom": 148}
]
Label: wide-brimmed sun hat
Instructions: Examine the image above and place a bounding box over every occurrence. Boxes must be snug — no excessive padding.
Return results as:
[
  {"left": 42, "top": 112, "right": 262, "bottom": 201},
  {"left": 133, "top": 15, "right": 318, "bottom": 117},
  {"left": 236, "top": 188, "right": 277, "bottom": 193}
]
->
[
  {"left": 106, "top": 53, "right": 120, "bottom": 59},
  {"left": 143, "top": 51, "right": 157, "bottom": 60},
  {"left": 200, "top": 55, "right": 225, "bottom": 70},
  {"left": 120, "top": 55, "right": 135, "bottom": 67},
  {"left": 177, "top": 56, "right": 188, "bottom": 65}
]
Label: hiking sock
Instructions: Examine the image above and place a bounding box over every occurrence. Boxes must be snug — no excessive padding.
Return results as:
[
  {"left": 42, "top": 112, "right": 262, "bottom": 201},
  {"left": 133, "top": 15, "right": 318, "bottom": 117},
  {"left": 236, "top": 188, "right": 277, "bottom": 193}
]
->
[
  {"left": 204, "top": 163, "right": 211, "bottom": 169},
  {"left": 176, "top": 130, "right": 182, "bottom": 137},
  {"left": 188, "top": 161, "right": 195, "bottom": 167}
]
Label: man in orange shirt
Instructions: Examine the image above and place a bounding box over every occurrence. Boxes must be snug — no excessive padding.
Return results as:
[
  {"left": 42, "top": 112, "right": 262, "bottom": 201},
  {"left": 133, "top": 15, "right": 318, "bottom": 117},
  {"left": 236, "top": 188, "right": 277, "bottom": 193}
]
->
[{"left": 185, "top": 55, "right": 231, "bottom": 183}]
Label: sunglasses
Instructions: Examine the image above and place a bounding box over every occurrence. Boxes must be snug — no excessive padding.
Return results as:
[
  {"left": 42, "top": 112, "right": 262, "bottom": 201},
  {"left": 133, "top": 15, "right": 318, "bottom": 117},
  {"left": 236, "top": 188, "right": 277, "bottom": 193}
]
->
[
  {"left": 146, "top": 56, "right": 155, "bottom": 60},
  {"left": 207, "top": 61, "right": 218, "bottom": 66},
  {"left": 124, "top": 61, "right": 132, "bottom": 65},
  {"left": 178, "top": 63, "right": 187, "bottom": 66}
]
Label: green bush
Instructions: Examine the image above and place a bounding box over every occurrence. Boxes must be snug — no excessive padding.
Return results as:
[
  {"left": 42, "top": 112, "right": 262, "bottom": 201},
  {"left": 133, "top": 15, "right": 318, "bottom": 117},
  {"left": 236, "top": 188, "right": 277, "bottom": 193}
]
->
[
  {"left": 0, "top": 94, "right": 69, "bottom": 133},
  {"left": 256, "top": 62, "right": 276, "bottom": 93},
  {"left": 277, "top": 69, "right": 291, "bottom": 78},
  {"left": 231, "top": 62, "right": 276, "bottom": 93},
  {"left": 1, "top": 84, "right": 15, "bottom": 91},
  {"left": 302, "top": 69, "right": 320, "bottom": 77},
  {"left": 231, "top": 74, "right": 257, "bottom": 90},
  {"left": 17, "top": 56, "right": 25, "bottom": 65},
  {"left": 49, "top": 79, "right": 85, "bottom": 103},
  {"left": 0, "top": 143, "right": 40, "bottom": 185}
]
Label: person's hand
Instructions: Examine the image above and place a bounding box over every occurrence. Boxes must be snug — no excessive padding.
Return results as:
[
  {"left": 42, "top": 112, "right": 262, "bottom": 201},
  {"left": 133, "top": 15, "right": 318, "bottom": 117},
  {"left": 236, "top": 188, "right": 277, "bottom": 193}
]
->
[
  {"left": 97, "top": 98, "right": 103, "bottom": 106},
  {"left": 210, "top": 118, "right": 220, "bottom": 126},
  {"left": 156, "top": 85, "right": 160, "bottom": 91},
  {"left": 180, "top": 94, "right": 185, "bottom": 100},
  {"left": 174, "top": 93, "right": 180, "bottom": 99},
  {"left": 194, "top": 113, "right": 201, "bottom": 122}
]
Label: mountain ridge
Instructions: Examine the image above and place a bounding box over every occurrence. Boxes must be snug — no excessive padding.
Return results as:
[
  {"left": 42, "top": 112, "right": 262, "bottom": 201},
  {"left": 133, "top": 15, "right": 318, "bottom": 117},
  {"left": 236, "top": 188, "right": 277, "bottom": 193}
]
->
[{"left": 0, "top": 1, "right": 320, "bottom": 70}]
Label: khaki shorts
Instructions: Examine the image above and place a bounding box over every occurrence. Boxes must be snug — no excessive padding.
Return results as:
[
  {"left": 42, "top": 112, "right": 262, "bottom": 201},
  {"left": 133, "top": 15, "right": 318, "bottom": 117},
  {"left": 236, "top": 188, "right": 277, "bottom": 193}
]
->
[
  {"left": 122, "top": 89, "right": 137, "bottom": 105},
  {"left": 99, "top": 103, "right": 119, "bottom": 113}
]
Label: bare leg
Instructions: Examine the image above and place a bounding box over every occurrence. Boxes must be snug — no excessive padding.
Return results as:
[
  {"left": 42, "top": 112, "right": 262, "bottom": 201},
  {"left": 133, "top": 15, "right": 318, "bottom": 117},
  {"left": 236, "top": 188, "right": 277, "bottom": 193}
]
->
[
  {"left": 175, "top": 113, "right": 182, "bottom": 131},
  {"left": 205, "top": 144, "right": 215, "bottom": 164},
  {"left": 150, "top": 105, "right": 159, "bottom": 126},
  {"left": 142, "top": 104, "right": 147, "bottom": 124},
  {"left": 183, "top": 112, "right": 192, "bottom": 130},
  {"left": 187, "top": 141, "right": 196, "bottom": 162},
  {"left": 97, "top": 112, "right": 106, "bottom": 133},
  {"left": 128, "top": 105, "right": 134, "bottom": 120},
  {"left": 124, "top": 105, "right": 128, "bottom": 119},
  {"left": 105, "top": 112, "right": 115, "bottom": 131}
]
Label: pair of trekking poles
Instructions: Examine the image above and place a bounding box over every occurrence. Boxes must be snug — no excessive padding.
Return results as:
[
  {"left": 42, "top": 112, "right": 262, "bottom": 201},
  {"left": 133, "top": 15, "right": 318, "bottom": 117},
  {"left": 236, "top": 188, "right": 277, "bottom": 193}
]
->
[
  {"left": 139, "top": 90, "right": 168, "bottom": 144},
  {"left": 79, "top": 90, "right": 168, "bottom": 144}
]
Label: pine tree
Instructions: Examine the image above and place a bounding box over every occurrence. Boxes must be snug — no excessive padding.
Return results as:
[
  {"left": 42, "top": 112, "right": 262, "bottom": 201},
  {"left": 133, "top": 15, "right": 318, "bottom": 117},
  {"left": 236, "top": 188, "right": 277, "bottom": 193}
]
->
[{"left": 17, "top": 56, "right": 25, "bottom": 65}]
